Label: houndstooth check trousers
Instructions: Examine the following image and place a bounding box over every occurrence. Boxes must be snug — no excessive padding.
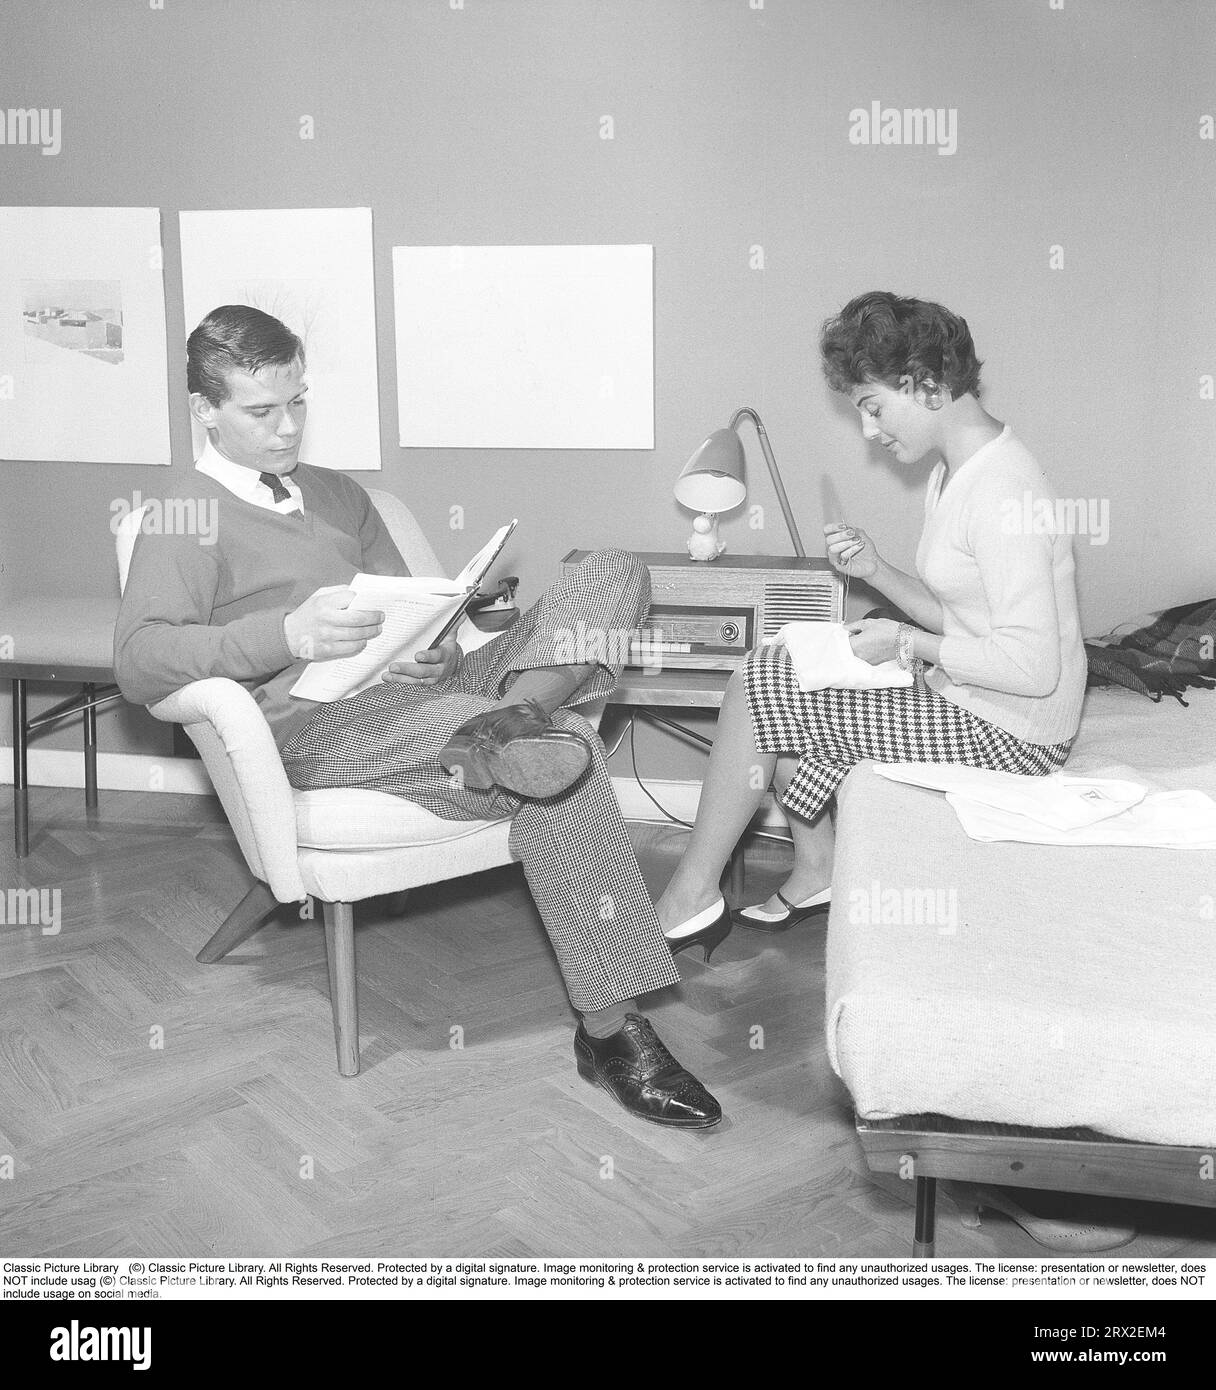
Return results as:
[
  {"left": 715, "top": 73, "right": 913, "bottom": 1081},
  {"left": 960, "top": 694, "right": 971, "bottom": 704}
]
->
[{"left": 280, "top": 549, "right": 681, "bottom": 1013}]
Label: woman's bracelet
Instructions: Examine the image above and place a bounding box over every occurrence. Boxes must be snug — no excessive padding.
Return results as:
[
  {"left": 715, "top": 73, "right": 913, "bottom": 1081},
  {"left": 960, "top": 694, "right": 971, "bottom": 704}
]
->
[{"left": 897, "top": 622, "right": 916, "bottom": 672}]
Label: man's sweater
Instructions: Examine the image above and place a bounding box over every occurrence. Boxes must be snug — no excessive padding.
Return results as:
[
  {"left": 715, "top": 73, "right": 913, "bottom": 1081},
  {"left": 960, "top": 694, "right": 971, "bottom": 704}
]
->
[
  {"left": 114, "top": 464, "right": 407, "bottom": 747},
  {"left": 916, "top": 426, "right": 1086, "bottom": 747}
]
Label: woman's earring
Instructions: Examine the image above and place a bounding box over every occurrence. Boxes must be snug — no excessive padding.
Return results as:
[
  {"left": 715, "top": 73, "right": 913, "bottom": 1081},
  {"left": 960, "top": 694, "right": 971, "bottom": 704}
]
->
[{"left": 920, "top": 382, "right": 943, "bottom": 410}]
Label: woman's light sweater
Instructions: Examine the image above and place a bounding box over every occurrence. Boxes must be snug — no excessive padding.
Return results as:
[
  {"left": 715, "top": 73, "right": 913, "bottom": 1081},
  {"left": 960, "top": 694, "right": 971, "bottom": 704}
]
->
[{"left": 915, "top": 425, "right": 1086, "bottom": 747}]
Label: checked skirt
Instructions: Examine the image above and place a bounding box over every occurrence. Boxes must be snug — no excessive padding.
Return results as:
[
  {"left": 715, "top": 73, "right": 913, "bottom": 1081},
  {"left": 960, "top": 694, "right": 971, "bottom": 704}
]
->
[
  {"left": 279, "top": 549, "right": 681, "bottom": 1012},
  {"left": 744, "top": 645, "right": 1073, "bottom": 823}
]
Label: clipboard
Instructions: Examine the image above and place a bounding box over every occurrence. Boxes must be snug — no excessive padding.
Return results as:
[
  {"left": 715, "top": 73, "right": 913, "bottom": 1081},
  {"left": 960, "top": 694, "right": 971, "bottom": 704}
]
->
[{"left": 430, "top": 517, "right": 518, "bottom": 648}]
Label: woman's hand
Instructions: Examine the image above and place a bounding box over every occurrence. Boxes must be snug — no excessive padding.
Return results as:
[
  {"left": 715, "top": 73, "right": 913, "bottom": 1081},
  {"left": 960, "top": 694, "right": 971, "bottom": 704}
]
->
[
  {"left": 824, "top": 522, "right": 880, "bottom": 580},
  {"left": 845, "top": 618, "right": 901, "bottom": 666},
  {"left": 383, "top": 638, "right": 461, "bottom": 685}
]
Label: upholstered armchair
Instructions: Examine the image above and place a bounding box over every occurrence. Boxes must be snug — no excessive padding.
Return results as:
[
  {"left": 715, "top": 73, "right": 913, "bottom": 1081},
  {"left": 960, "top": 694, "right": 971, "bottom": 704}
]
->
[{"left": 116, "top": 490, "right": 591, "bottom": 1077}]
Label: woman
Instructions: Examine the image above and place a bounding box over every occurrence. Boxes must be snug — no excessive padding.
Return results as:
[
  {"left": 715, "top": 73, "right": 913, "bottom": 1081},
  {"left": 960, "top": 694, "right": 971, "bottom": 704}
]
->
[{"left": 656, "top": 291, "right": 1088, "bottom": 957}]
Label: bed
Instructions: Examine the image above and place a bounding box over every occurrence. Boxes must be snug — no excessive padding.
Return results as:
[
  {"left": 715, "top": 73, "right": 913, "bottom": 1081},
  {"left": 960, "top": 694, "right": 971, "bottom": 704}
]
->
[{"left": 825, "top": 685, "right": 1216, "bottom": 1254}]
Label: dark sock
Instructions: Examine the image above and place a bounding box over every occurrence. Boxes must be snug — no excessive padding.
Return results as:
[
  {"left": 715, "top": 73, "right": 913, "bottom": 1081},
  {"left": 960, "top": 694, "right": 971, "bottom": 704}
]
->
[
  {"left": 494, "top": 663, "right": 597, "bottom": 716},
  {"left": 581, "top": 1000, "right": 636, "bottom": 1038}
]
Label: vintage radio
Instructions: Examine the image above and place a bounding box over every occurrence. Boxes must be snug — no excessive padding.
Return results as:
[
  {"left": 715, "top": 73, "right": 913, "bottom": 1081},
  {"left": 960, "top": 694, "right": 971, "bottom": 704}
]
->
[{"left": 560, "top": 551, "right": 843, "bottom": 671}]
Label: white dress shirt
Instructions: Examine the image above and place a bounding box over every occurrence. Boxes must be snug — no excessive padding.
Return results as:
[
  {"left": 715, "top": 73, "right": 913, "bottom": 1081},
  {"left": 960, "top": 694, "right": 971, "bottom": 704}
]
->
[{"left": 195, "top": 438, "right": 306, "bottom": 516}]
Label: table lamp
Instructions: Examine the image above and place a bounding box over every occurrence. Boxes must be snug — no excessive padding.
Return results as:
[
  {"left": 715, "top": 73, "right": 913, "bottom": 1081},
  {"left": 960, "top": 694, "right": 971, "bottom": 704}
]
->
[{"left": 674, "top": 406, "right": 806, "bottom": 560}]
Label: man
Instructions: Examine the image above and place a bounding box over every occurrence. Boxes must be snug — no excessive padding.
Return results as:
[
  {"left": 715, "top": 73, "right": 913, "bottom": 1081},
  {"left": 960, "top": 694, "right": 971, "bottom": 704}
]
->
[{"left": 115, "top": 305, "right": 721, "bottom": 1129}]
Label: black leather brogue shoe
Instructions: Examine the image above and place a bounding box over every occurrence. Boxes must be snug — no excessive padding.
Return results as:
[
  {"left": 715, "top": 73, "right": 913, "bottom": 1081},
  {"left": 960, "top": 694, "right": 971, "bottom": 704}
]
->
[{"left": 574, "top": 1014, "right": 723, "bottom": 1128}]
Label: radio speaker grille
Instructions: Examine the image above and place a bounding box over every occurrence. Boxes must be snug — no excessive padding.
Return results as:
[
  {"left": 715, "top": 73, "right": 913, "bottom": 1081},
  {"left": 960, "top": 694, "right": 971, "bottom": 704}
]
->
[{"left": 762, "top": 578, "right": 839, "bottom": 635}]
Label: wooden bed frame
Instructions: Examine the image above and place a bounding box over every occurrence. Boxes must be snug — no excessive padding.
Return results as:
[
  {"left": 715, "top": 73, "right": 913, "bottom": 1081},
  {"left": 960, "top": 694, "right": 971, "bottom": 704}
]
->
[{"left": 858, "top": 1113, "right": 1216, "bottom": 1257}]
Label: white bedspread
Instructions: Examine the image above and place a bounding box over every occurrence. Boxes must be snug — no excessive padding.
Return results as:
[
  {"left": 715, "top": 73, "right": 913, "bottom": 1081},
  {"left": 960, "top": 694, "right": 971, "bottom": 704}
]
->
[{"left": 825, "top": 685, "right": 1216, "bottom": 1146}]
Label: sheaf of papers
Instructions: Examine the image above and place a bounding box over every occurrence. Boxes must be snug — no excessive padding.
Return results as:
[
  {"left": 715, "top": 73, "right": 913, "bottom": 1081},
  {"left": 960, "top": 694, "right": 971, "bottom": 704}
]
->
[
  {"left": 288, "top": 575, "right": 467, "bottom": 703},
  {"left": 289, "top": 521, "right": 517, "bottom": 703}
]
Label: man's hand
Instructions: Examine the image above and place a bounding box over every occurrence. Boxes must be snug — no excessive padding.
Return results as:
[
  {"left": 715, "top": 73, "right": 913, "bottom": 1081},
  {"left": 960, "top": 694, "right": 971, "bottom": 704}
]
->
[
  {"left": 284, "top": 586, "right": 384, "bottom": 661},
  {"left": 845, "top": 618, "right": 901, "bottom": 666},
  {"left": 383, "top": 638, "right": 461, "bottom": 685}
]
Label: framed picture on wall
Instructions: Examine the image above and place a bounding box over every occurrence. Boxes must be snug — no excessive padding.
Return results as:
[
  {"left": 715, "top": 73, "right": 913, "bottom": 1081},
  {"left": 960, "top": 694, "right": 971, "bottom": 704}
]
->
[
  {"left": 179, "top": 207, "right": 383, "bottom": 472},
  {"left": 0, "top": 206, "right": 171, "bottom": 465},
  {"left": 393, "top": 243, "right": 654, "bottom": 450}
]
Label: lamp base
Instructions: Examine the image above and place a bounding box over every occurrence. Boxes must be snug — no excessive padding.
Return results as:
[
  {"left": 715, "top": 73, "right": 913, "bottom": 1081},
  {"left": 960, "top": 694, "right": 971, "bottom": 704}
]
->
[{"left": 686, "top": 512, "right": 726, "bottom": 562}]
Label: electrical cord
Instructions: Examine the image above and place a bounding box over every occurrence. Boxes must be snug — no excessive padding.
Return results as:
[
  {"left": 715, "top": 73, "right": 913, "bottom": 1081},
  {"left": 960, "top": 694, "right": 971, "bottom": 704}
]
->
[
  {"left": 600, "top": 713, "right": 634, "bottom": 760},
  {"left": 626, "top": 717, "right": 793, "bottom": 846},
  {"left": 629, "top": 716, "right": 690, "bottom": 828}
]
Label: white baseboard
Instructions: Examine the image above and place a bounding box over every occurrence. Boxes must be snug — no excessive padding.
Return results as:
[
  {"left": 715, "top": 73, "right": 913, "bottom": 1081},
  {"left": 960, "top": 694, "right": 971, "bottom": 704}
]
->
[
  {"left": 0, "top": 748, "right": 791, "bottom": 829},
  {"left": 0, "top": 747, "right": 214, "bottom": 796}
]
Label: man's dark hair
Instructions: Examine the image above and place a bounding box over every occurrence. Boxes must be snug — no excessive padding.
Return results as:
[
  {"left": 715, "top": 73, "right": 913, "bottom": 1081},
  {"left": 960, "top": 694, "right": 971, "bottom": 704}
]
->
[
  {"left": 819, "top": 291, "right": 983, "bottom": 399},
  {"left": 187, "top": 304, "right": 305, "bottom": 406}
]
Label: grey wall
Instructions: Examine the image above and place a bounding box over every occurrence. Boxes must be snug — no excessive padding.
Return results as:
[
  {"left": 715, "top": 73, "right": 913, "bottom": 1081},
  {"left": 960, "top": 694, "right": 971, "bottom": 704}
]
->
[{"left": 2, "top": 0, "right": 1213, "bottom": 780}]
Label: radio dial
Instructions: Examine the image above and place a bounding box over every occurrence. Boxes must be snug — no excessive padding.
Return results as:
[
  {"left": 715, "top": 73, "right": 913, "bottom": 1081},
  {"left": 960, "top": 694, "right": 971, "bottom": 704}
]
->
[{"left": 720, "top": 621, "right": 740, "bottom": 642}]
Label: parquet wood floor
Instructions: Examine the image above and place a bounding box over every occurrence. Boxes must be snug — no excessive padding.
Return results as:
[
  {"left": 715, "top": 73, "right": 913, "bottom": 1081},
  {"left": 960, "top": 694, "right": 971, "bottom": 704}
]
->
[{"left": 2, "top": 787, "right": 1214, "bottom": 1259}]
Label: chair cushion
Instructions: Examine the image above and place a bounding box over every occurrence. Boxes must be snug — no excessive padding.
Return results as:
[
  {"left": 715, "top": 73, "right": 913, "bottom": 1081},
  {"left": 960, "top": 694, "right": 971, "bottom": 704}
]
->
[
  {"left": 1, "top": 596, "right": 120, "bottom": 669},
  {"left": 294, "top": 785, "right": 505, "bottom": 851}
]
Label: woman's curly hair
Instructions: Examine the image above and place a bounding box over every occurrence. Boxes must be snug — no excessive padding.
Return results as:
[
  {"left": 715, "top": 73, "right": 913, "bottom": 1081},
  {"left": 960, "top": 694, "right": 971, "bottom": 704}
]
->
[{"left": 819, "top": 291, "right": 983, "bottom": 399}]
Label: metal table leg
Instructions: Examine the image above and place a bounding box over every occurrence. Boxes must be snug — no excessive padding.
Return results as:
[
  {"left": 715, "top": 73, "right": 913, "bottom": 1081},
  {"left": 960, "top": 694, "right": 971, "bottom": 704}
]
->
[
  {"left": 13, "top": 677, "right": 28, "bottom": 858},
  {"left": 83, "top": 681, "right": 99, "bottom": 818},
  {"left": 913, "top": 1175, "right": 937, "bottom": 1257}
]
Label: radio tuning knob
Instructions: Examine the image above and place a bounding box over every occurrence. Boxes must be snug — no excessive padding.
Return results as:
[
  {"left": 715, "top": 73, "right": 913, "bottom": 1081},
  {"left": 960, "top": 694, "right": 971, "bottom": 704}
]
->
[{"left": 721, "top": 622, "right": 739, "bottom": 642}]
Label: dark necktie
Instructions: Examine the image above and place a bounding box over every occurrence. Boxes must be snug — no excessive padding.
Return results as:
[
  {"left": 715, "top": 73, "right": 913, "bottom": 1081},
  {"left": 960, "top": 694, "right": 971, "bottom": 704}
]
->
[{"left": 258, "top": 472, "right": 301, "bottom": 514}]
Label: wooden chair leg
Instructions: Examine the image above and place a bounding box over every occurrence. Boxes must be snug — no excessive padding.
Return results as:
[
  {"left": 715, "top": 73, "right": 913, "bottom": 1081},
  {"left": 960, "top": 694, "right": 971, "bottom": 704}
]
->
[
  {"left": 913, "top": 1175, "right": 937, "bottom": 1257},
  {"left": 196, "top": 881, "right": 278, "bottom": 963},
  {"left": 382, "top": 888, "right": 412, "bottom": 917},
  {"left": 322, "top": 901, "right": 360, "bottom": 1077}
]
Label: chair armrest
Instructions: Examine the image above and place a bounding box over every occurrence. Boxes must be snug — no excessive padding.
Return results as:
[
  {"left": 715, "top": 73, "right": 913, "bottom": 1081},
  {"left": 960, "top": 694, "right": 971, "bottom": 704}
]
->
[{"left": 148, "top": 678, "right": 307, "bottom": 904}]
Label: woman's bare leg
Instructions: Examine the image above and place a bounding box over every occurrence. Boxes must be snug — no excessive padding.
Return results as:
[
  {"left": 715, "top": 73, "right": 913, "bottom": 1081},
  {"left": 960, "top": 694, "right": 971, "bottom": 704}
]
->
[
  {"left": 655, "top": 667, "right": 774, "bottom": 931},
  {"left": 750, "top": 756, "right": 835, "bottom": 912}
]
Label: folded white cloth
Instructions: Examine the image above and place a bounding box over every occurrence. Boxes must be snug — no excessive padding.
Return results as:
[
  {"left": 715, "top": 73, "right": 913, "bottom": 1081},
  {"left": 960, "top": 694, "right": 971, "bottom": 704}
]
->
[
  {"left": 765, "top": 621, "right": 912, "bottom": 692},
  {"left": 873, "top": 762, "right": 1146, "bottom": 829},
  {"left": 873, "top": 762, "right": 1216, "bottom": 849},
  {"left": 946, "top": 789, "right": 1216, "bottom": 848}
]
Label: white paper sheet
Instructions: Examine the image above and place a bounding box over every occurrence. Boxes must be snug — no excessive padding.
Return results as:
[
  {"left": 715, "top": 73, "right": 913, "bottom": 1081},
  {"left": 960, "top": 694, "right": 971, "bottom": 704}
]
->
[
  {"left": 0, "top": 207, "right": 171, "bottom": 464},
  {"left": 289, "top": 575, "right": 467, "bottom": 703},
  {"left": 179, "top": 208, "right": 382, "bottom": 471},
  {"left": 290, "top": 520, "right": 517, "bottom": 702},
  {"left": 393, "top": 244, "right": 654, "bottom": 449}
]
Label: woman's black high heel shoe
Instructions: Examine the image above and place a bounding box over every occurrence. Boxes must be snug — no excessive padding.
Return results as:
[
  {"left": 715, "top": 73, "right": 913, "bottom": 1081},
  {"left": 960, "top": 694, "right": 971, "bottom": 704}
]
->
[
  {"left": 732, "top": 887, "right": 831, "bottom": 933},
  {"left": 665, "top": 899, "right": 733, "bottom": 963}
]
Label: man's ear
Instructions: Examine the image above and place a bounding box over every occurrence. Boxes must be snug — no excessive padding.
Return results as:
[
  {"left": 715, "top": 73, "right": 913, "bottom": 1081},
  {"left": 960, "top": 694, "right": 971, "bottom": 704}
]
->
[{"left": 188, "top": 391, "right": 218, "bottom": 430}]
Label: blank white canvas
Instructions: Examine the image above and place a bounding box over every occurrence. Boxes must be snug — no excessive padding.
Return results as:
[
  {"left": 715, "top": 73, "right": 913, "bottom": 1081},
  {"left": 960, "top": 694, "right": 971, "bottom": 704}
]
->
[
  {"left": 0, "top": 207, "right": 171, "bottom": 465},
  {"left": 179, "top": 208, "right": 382, "bottom": 471},
  {"left": 394, "top": 244, "right": 653, "bottom": 449}
]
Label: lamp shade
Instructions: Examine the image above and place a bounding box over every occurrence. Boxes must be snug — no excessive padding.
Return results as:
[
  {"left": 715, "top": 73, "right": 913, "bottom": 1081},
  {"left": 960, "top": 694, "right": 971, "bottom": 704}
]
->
[{"left": 673, "top": 428, "right": 747, "bottom": 513}]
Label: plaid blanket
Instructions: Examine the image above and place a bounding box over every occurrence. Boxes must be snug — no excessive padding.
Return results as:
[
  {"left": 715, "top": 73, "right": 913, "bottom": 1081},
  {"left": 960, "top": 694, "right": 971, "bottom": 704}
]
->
[{"left": 1085, "top": 598, "right": 1216, "bottom": 705}]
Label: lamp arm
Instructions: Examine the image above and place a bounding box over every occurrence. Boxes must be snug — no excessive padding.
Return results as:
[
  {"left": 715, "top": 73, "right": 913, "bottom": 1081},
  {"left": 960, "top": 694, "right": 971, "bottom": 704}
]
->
[{"left": 729, "top": 406, "right": 807, "bottom": 558}]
